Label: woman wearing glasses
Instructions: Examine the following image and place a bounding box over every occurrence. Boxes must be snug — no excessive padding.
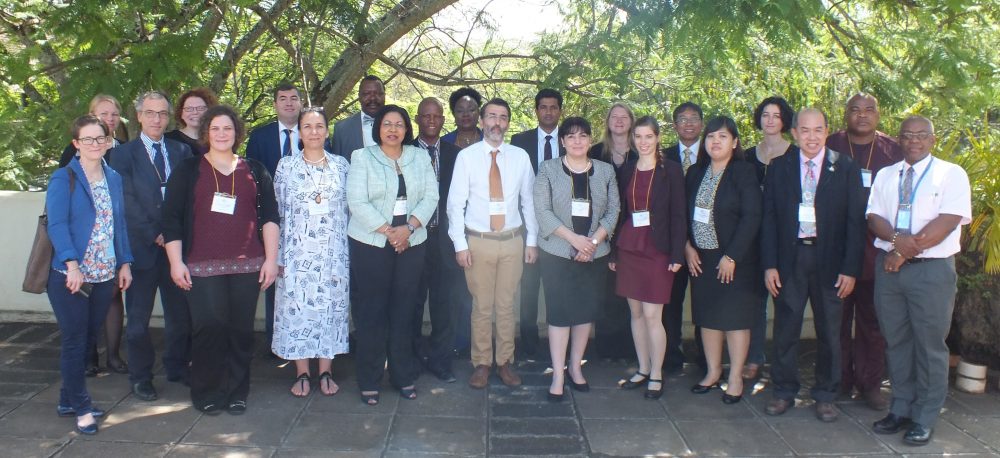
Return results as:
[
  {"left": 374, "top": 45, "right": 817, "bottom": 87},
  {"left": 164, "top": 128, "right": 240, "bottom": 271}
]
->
[
  {"left": 165, "top": 88, "right": 219, "bottom": 155},
  {"left": 272, "top": 108, "right": 351, "bottom": 397},
  {"left": 346, "top": 105, "right": 438, "bottom": 405},
  {"left": 47, "top": 115, "right": 134, "bottom": 435}
]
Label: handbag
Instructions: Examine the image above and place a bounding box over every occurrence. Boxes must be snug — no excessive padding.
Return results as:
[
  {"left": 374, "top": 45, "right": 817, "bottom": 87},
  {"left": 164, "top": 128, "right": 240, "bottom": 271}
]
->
[{"left": 22, "top": 170, "right": 75, "bottom": 294}]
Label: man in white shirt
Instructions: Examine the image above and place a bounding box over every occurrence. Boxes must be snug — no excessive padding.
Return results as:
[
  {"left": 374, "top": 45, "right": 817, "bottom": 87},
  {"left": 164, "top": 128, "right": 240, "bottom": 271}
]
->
[
  {"left": 448, "top": 98, "right": 539, "bottom": 389},
  {"left": 866, "top": 115, "right": 971, "bottom": 446}
]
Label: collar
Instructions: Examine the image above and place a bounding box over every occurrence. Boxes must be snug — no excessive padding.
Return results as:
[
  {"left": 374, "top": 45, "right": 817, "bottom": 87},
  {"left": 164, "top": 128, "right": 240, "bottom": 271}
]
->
[
  {"left": 800, "top": 147, "right": 827, "bottom": 167},
  {"left": 537, "top": 126, "right": 558, "bottom": 140},
  {"left": 902, "top": 153, "right": 933, "bottom": 174},
  {"left": 418, "top": 137, "right": 441, "bottom": 150},
  {"left": 361, "top": 112, "right": 375, "bottom": 124},
  {"left": 679, "top": 140, "right": 700, "bottom": 154},
  {"left": 278, "top": 121, "right": 298, "bottom": 132},
  {"left": 140, "top": 132, "right": 163, "bottom": 146}
]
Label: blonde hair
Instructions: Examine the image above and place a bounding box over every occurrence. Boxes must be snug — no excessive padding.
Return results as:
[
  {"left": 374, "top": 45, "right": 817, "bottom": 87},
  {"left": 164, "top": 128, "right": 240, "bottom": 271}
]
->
[
  {"left": 88, "top": 94, "right": 121, "bottom": 113},
  {"left": 599, "top": 102, "right": 635, "bottom": 162}
]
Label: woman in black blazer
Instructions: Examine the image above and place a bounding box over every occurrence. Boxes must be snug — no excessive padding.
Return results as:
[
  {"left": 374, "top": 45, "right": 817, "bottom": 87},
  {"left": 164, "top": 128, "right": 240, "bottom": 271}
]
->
[{"left": 683, "top": 116, "right": 762, "bottom": 404}]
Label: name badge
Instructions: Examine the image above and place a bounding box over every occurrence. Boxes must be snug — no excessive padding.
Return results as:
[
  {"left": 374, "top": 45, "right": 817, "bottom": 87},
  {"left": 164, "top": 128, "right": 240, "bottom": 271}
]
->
[
  {"left": 308, "top": 198, "right": 328, "bottom": 216},
  {"left": 895, "top": 204, "right": 912, "bottom": 232},
  {"left": 211, "top": 192, "right": 236, "bottom": 215},
  {"left": 693, "top": 206, "right": 711, "bottom": 224},
  {"left": 393, "top": 197, "right": 408, "bottom": 216},
  {"left": 861, "top": 169, "right": 872, "bottom": 188},
  {"left": 632, "top": 211, "right": 650, "bottom": 227},
  {"left": 489, "top": 199, "right": 505, "bottom": 216},
  {"left": 798, "top": 204, "right": 816, "bottom": 223},
  {"left": 571, "top": 199, "right": 590, "bottom": 217}
]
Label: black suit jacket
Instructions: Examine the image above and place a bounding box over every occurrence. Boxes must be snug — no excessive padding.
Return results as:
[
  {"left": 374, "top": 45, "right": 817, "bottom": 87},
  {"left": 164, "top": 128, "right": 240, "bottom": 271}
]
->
[
  {"left": 760, "top": 148, "right": 866, "bottom": 285},
  {"left": 663, "top": 142, "right": 700, "bottom": 169},
  {"left": 245, "top": 121, "right": 283, "bottom": 177},
  {"left": 510, "top": 128, "right": 566, "bottom": 174},
  {"left": 614, "top": 159, "right": 687, "bottom": 264},
  {"left": 684, "top": 160, "right": 762, "bottom": 264},
  {"left": 109, "top": 137, "right": 193, "bottom": 270},
  {"left": 410, "top": 138, "right": 460, "bottom": 230}
]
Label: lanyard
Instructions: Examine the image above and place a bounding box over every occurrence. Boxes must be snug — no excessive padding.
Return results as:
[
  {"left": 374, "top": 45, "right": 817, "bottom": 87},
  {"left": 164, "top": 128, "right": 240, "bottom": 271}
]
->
[
  {"left": 208, "top": 156, "right": 237, "bottom": 197},
  {"left": 848, "top": 137, "right": 875, "bottom": 170},
  {"left": 631, "top": 166, "right": 654, "bottom": 211},
  {"left": 898, "top": 157, "right": 933, "bottom": 205},
  {"left": 569, "top": 165, "right": 591, "bottom": 201}
]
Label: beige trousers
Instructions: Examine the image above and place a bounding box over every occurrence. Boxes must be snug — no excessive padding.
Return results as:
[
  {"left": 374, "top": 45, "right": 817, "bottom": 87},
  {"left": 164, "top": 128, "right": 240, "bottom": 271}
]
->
[{"left": 464, "top": 234, "right": 524, "bottom": 367}]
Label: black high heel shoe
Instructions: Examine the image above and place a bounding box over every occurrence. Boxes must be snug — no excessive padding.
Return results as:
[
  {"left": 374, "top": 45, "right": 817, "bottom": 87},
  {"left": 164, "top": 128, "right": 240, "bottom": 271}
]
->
[
  {"left": 547, "top": 391, "right": 564, "bottom": 402},
  {"left": 690, "top": 381, "right": 720, "bottom": 394},
  {"left": 722, "top": 393, "right": 743, "bottom": 404},
  {"left": 644, "top": 379, "right": 664, "bottom": 399},
  {"left": 621, "top": 372, "right": 649, "bottom": 390}
]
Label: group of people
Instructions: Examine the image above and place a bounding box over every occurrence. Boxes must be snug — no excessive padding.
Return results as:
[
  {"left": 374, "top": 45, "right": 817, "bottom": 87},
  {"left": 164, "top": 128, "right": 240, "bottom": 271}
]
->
[{"left": 44, "top": 78, "right": 971, "bottom": 448}]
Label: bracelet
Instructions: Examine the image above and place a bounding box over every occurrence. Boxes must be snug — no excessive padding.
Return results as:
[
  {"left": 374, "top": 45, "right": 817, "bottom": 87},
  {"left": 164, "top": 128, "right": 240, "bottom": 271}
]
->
[
  {"left": 890, "top": 231, "right": 900, "bottom": 250},
  {"left": 723, "top": 255, "right": 735, "bottom": 264}
]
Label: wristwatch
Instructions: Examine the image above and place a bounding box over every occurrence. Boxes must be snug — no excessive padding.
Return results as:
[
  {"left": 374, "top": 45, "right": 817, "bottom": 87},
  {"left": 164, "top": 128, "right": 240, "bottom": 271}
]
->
[
  {"left": 590, "top": 238, "right": 599, "bottom": 245},
  {"left": 406, "top": 223, "right": 416, "bottom": 233}
]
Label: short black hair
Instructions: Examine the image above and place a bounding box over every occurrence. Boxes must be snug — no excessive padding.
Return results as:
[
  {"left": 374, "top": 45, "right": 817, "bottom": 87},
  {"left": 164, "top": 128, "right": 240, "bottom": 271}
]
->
[
  {"left": 479, "top": 97, "right": 512, "bottom": 119},
  {"left": 697, "top": 116, "right": 745, "bottom": 165},
  {"left": 535, "top": 88, "right": 563, "bottom": 109},
  {"left": 752, "top": 96, "right": 794, "bottom": 133},
  {"left": 272, "top": 82, "right": 301, "bottom": 101},
  {"left": 372, "top": 104, "right": 414, "bottom": 145},
  {"left": 558, "top": 117, "right": 591, "bottom": 139},
  {"left": 672, "top": 101, "right": 703, "bottom": 122},
  {"left": 448, "top": 87, "right": 483, "bottom": 112},
  {"left": 360, "top": 75, "right": 384, "bottom": 88}
]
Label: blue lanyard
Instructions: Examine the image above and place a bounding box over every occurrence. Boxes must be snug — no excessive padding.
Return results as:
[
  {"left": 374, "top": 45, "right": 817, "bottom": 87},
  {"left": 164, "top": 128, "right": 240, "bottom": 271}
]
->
[{"left": 898, "top": 157, "right": 933, "bottom": 205}]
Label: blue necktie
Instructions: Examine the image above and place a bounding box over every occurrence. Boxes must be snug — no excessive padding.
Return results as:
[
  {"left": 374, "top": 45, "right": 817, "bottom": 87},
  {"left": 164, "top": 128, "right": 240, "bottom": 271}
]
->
[
  {"left": 282, "top": 129, "right": 292, "bottom": 157},
  {"left": 152, "top": 142, "right": 166, "bottom": 184}
]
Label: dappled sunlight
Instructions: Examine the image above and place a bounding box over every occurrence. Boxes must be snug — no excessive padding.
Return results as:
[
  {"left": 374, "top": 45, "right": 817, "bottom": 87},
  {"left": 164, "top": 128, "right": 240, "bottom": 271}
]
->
[{"left": 102, "top": 403, "right": 191, "bottom": 427}]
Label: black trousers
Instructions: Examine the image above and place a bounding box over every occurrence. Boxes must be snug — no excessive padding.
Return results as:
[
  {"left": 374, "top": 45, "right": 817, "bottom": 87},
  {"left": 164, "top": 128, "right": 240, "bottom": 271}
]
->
[
  {"left": 663, "top": 267, "right": 706, "bottom": 373},
  {"left": 351, "top": 239, "right": 425, "bottom": 392},
  {"left": 413, "top": 227, "right": 463, "bottom": 373},
  {"left": 771, "top": 244, "right": 843, "bottom": 402},
  {"left": 594, "top": 270, "right": 634, "bottom": 359},
  {"left": 187, "top": 272, "right": 259, "bottom": 409},
  {"left": 518, "top": 258, "right": 541, "bottom": 354},
  {"left": 124, "top": 251, "right": 191, "bottom": 384}
]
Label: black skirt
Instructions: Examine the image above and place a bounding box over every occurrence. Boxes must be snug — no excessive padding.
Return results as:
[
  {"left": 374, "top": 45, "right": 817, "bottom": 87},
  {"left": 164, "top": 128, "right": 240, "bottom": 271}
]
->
[
  {"left": 689, "top": 247, "right": 758, "bottom": 331},
  {"left": 539, "top": 250, "right": 606, "bottom": 327}
]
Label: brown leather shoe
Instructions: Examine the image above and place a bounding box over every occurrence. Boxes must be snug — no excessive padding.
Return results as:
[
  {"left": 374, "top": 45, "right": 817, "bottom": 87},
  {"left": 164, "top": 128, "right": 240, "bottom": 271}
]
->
[
  {"left": 497, "top": 363, "right": 522, "bottom": 387},
  {"left": 815, "top": 401, "right": 839, "bottom": 422},
  {"left": 469, "top": 365, "right": 490, "bottom": 389},
  {"left": 765, "top": 397, "right": 792, "bottom": 416},
  {"left": 863, "top": 388, "right": 888, "bottom": 411}
]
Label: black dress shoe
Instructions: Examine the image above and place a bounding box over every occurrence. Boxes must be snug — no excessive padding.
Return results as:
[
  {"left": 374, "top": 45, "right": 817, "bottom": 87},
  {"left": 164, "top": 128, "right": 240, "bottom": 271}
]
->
[
  {"left": 131, "top": 381, "right": 158, "bottom": 401},
  {"left": 873, "top": 413, "right": 913, "bottom": 434},
  {"left": 197, "top": 403, "right": 223, "bottom": 416},
  {"left": 690, "top": 382, "right": 719, "bottom": 394},
  {"left": 722, "top": 393, "right": 743, "bottom": 404},
  {"left": 621, "top": 372, "right": 649, "bottom": 390},
  {"left": 167, "top": 373, "right": 191, "bottom": 387},
  {"left": 84, "top": 364, "right": 101, "bottom": 378},
  {"left": 428, "top": 366, "right": 457, "bottom": 383},
  {"left": 644, "top": 379, "right": 664, "bottom": 399},
  {"left": 547, "top": 391, "right": 564, "bottom": 402},
  {"left": 902, "top": 423, "right": 932, "bottom": 446},
  {"left": 227, "top": 400, "right": 247, "bottom": 415},
  {"left": 568, "top": 380, "right": 590, "bottom": 392}
]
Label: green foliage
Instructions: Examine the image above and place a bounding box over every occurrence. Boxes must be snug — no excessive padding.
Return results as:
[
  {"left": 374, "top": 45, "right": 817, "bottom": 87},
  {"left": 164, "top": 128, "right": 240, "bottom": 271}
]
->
[{"left": 939, "top": 124, "right": 1000, "bottom": 273}]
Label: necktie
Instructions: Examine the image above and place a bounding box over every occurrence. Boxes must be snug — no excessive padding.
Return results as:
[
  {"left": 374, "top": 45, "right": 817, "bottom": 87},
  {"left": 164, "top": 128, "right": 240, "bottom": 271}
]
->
[
  {"left": 681, "top": 147, "right": 692, "bottom": 174},
  {"left": 152, "top": 142, "right": 166, "bottom": 184},
  {"left": 900, "top": 166, "right": 915, "bottom": 204},
  {"left": 802, "top": 160, "right": 817, "bottom": 237},
  {"left": 544, "top": 135, "right": 553, "bottom": 161},
  {"left": 428, "top": 145, "right": 440, "bottom": 227},
  {"left": 489, "top": 150, "right": 504, "bottom": 231},
  {"left": 282, "top": 129, "right": 292, "bottom": 157}
]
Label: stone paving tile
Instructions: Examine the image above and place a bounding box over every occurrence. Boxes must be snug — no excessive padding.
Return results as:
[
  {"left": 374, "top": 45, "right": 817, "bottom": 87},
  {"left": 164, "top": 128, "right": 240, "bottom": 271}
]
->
[
  {"left": 31, "top": 372, "right": 131, "bottom": 404},
  {"left": 182, "top": 404, "right": 300, "bottom": 447},
  {"left": 947, "top": 389, "right": 1000, "bottom": 417},
  {"left": 876, "top": 420, "right": 992, "bottom": 455},
  {"left": 5, "top": 324, "right": 59, "bottom": 344},
  {"left": 388, "top": 415, "right": 486, "bottom": 455},
  {"left": 277, "top": 449, "right": 382, "bottom": 458},
  {"left": 0, "top": 322, "right": 33, "bottom": 341},
  {"left": 574, "top": 387, "right": 667, "bottom": 419},
  {"left": 675, "top": 419, "right": 794, "bottom": 456},
  {"left": 284, "top": 411, "right": 391, "bottom": 452},
  {"left": 0, "top": 400, "right": 81, "bottom": 440},
  {"left": 583, "top": 418, "right": 691, "bottom": 456},
  {"left": 662, "top": 389, "right": 757, "bottom": 421},
  {"left": 839, "top": 399, "right": 890, "bottom": 427},
  {"left": 490, "top": 399, "right": 575, "bottom": 418},
  {"left": 305, "top": 382, "right": 400, "bottom": 415},
  {"left": 0, "top": 437, "right": 68, "bottom": 458},
  {"left": 0, "top": 399, "right": 21, "bottom": 418},
  {"left": 488, "top": 434, "right": 586, "bottom": 456},
  {"left": 384, "top": 452, "right": 484, "bottom": 458},
  {"left": 83, "top": 400, "right": 201, "bottom": 444},
  {"left": 0, "top": 381, "right": 48, "bottom": 400},
  {"left": 54, "top": 439, "right": 172, "bottom": 457},
  {"left": 491, "top": 417, "right": 581, "bottom": 437},
  {"left": 166, "top": 444, "right": 275, "bottom": 457},
  {"left": 396, "top": 380, "right": 486, "bottom": 417},
  {"left": 0, "top": 368, "right": 60, "bottom": 384},
  {"left": 3, "top": 355, "right": 62, "bottom": 372},
  {"left": 945, "top": 414, "right": 1000, "bottom": 451},
  {"left": 769, "top": 416, "right": 892, "bottom": 455}
]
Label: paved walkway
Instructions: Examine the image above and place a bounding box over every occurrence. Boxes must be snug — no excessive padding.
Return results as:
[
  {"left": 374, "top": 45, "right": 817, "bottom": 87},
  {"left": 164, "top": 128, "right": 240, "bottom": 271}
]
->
[{"left": 1, "top": 321, "right": 998, "bottom": 457}]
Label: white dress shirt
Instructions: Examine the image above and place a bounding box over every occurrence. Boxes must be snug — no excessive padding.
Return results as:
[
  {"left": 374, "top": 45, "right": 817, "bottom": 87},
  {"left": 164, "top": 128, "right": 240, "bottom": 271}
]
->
[
  {"left": 447, "top": 140, "right": 538, "bottom": 251},
  {"left": 536, "top": 126, "right": 559, "bottom": 169},
  {"left": 678, "top": 140, "right": 700, "bottom": 165},
  {"left": 361, "top": 113, "right": 376, "bottom": 147},
  {"left": 276, "top": 122, "right": 301, "bottom": 156},
  {"left": 867, "top": 154, "right": 972, "bottom": 258}
]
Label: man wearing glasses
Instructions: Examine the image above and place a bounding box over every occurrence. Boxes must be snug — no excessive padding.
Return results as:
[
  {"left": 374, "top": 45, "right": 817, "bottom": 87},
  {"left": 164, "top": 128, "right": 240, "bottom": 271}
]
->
[
  {"left": 110, "top": 91, "right": 193, "bottom": 401},
  {"left": 447, "top": 98, "right": 539, "bottom": 389}
]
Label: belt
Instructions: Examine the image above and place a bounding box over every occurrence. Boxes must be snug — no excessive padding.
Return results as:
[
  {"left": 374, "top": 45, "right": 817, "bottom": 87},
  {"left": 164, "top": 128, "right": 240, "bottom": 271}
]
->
[
  {"left": 877, "top": 250, "right": 945, "bottom": 264},
  {"left": 426, "top": 225, "right": 439, "bottom": 232},
  {"left": 465, "top": 227, "right": 522, "bottom": 241},
  {"left": 797, "top": 237, "right": 817, "bottom": 246}
]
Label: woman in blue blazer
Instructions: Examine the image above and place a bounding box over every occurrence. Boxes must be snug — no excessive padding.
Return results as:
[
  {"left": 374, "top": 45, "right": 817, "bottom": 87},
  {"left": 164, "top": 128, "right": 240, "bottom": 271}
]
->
[{"left": 46, "top": 115, "right": 134, "bottom": 435}]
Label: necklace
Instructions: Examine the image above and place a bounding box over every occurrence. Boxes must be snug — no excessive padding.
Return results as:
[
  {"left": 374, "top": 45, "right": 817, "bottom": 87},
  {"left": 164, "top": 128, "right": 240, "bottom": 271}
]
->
[
  {"left": 563, "top": 157, "right": 592, "bottom": 174},
  {"left": 302, "top": 159, "right": 326, "bottom": 203},
  {"left": 303, "top": 153, "right": 326, "bottom": 165}
]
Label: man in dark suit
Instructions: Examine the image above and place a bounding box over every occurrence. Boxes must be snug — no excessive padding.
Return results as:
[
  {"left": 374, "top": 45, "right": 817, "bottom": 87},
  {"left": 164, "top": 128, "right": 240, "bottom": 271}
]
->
[
  {"left": 761, "top": 108, "right": 865, "bottom": 422},
  {"left": 245, "top": 82, "right": 303, "bottom": 356},
  {"left": 662, "top": 101, "right": 705, "bottom": 376},
  {"left": 330, "top": 75, "right": 385, "bottom": 161},
  {"left": 411, "top": 97, "right": 465, "bottom": 382},
  {"left": 110, "top": 91, "right": 193, "bottom": 401},
  {"left": 510, "top": 88, "right": 564, "bottom": 358}
]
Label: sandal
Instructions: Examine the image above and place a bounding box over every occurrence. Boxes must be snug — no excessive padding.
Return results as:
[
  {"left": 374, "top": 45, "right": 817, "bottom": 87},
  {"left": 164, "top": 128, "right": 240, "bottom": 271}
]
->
[
  {"left": 318, "top": 371, "right": 339, "bottom": 396},
  {"left": 291, "top": 373, "right": 311, "bottom": 398},
  {"left": 399, "top": 386, "right": 417, "bottom": 400},
  {"left": 361, "top": 391, "right": 380, "bottom": 406}
]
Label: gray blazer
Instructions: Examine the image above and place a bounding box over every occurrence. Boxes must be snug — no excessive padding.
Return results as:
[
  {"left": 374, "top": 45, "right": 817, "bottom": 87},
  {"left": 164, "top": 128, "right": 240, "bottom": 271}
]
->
[
  {"left": 533, "top": 158, "right": 620, "bottom": 260},
  {"left": 330, "top": 112, "right": 364, "bottom": 161}
]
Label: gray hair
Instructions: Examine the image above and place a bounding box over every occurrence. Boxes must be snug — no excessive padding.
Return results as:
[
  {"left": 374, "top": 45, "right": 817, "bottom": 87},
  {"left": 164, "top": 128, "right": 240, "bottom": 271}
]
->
[
  {"left": 900, "top": 115, "right": 935, "bottom": 135},
  {"left": 792, "top": 107, "right": 828, "bottom": 128},
  {"left": 134, "top": 90, "right": 172, "bottom": 113}
]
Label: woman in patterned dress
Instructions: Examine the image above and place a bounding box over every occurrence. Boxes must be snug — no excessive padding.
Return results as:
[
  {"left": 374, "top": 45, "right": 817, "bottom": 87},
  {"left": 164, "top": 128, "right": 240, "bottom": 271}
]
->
[{"left": 272, "top": 107, "right": 351, "bottom": 397}]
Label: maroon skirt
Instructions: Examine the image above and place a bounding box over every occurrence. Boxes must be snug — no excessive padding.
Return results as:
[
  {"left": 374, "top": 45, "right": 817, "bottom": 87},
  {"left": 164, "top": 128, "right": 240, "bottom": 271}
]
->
[{"left": 615, "top": 224, "right": 674, "bottom": 304}]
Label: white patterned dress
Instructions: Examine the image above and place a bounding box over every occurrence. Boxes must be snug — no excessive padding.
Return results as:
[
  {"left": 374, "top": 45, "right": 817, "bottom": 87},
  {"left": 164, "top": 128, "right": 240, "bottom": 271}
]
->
[{"left": 271, "top": 152, "right": 351, "bottom": 359}]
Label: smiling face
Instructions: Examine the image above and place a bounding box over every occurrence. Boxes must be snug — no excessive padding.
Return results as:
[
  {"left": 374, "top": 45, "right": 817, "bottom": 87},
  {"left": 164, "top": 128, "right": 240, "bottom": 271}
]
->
[
  {"left": 453, "top": 96, "right": 480, "bottom": 131},
  {"left": 759, "top": 103, "right": 784, "bottom": 136},
  {"left": 608, "top": 106, "right": 631, "bottom": 136},
  {"left": 92, "top": 100, "right": 121, "bottom": 135},
  {"left": 561, "top": 128, "right": 591, "bottom": 159},
  {"left": 73, "top": 123, "right": 111, "bottom": 162},
  {"left": 480, "top": 103, "right": 510, "bottom": 145},
  {"left": 138, "top": 97, "right": 169, "bottom": 140},
  {"left": 207, "top": 114, "right": 236, "bottom": 153},
  {"left": 416, "top": 100, "right": 445, "bottom": 140},
  {"left": 705, "top": 127, "right": 737, "bottom": 163},
  {"left": 359, "top": 80, "right": 386, "bottom": 117},
  {"left": 791, "top": 110, "right": 829, "bottom": 158},
  {"left": 633, "top": 125, "right": 659, "bottom": 158},
  {"left": 274, "top": 89, "right": 302, "bottom": 125},
  {"left": 673, "top": 108, "right": 702, "bottom": 145},
  {"left": 299, "top": 111, "right": 328, "bottom": 151},
  {"left": 378, "top": 111, "right": 407, "bottom": 148},
  {"left": 181, "top": 96, "right": 208, "bottom": 129},
  {"left": 898, "top": 117, "right": 935, "bottom": 164},
  {"left": 845, "top": 95, "right": 879, "bottom": 139}
]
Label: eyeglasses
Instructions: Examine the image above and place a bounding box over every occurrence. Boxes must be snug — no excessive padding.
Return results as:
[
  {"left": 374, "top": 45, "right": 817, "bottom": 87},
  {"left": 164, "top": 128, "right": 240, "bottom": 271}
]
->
[
  {"left": 182, "top": 106, "right": 208, "bottom": 113},
  {"left": 900, "top": 131, "right": 932, "bottom": 141},
  {"left": 381, "top": 121, "right": 405, "bottom": 130},
  {"left": 676, "top": 117, "right": 702, "bottom": 125},
  {"left": 141, "top": 110, "right": 170, "bottom": 119},
  {"left": 77, "top": 136, "right": 112, "bottom": 145}
]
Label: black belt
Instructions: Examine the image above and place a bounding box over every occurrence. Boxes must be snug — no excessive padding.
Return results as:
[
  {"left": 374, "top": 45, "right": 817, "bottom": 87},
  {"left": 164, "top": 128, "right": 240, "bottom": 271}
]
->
[
  {"left": 465, "top": 227, "right": 522, "bottom": 241},
  {"left": 877, "top": 249, "right": 944, "bottom": 264},
  {"left": 426, "top": 225, "right": 439, "bottom": 232},
  {"left": 797, "top": 237, "right": 817, "bottom": 246}
]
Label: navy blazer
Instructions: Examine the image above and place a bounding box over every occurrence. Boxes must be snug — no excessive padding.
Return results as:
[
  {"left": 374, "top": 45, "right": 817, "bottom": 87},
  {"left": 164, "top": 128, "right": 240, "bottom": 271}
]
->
[
  {"left": 760, "top": 148, "right": 866, "bottom": 284},
  {"left": 245, "top": 121, "right": 282, "bottom": 177},
  {"left": 684, "top": 160, "right": 762, "bottom": 264},
  {"left": 510, "top": 128, "right": 566, "bottom": 174},
  {"left": 47, "top": 158, "right": 134, "bottom": 270},
  {"left": 110, "top": 137, "right": 192, "bottom": 270},
  {"left": 330, "top": 112, "right": 364, "bottom": 162}
]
